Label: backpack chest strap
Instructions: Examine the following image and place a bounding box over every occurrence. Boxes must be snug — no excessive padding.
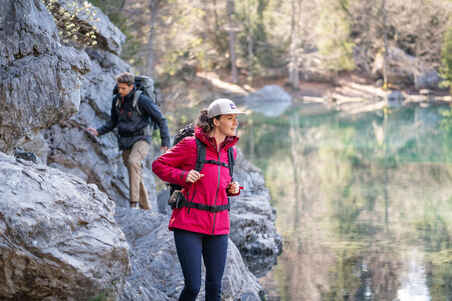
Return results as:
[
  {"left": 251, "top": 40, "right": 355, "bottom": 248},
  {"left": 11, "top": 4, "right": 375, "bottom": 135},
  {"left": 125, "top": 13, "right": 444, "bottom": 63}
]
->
[
  {"left": 195, "top": 138, "right": 234, "bottom": 176},
  {"left": 203, "top": 160, "right": 228, "bottom": 168},
  {"left": 115, "top": 90, "right": 142, "bottom": 116}
]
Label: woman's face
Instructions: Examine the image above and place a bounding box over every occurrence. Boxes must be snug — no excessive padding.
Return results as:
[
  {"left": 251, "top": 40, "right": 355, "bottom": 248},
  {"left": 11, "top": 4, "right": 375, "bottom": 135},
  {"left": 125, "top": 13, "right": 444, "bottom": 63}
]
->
[{"left": 214, "top": 114, "right": 239, "bottom": 137}]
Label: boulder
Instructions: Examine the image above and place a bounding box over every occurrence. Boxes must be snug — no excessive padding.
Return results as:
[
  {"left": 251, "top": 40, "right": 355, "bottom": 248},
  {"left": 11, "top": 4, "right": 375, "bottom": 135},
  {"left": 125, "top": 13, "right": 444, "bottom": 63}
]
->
[
  {"left": 244, "top": 85, "right": 292, "bottom": 117},
  {"left": 115, "top": 208, "right": 264, "bottom": 301},
  {"left": 414, "top": 70, "right": 441, "bottom": 90},
  {"left": 386, "top": 90, "right": 405, "bottom": 108},
  {"left": 0, "top": 152, "right": 130, "bottom": 301},
  {"left": 372, "top": 47, "right": 441, "bottom": 89}
]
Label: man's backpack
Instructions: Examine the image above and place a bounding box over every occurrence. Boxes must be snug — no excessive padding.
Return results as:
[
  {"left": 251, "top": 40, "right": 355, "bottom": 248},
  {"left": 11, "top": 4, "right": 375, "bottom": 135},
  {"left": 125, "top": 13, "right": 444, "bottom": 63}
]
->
[
  {"left": 112, "top": 75, "right": 159, "bottom": 116},
  {"left": 168, "top": 124, "right": 235, "bottom": 211}
]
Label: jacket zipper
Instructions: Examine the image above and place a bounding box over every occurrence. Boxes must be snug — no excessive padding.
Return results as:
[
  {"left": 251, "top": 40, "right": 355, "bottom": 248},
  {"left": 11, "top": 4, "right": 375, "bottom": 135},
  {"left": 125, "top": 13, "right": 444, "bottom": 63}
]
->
[{"left": 211, "top": 150, "right": 221, "bottom": 234}]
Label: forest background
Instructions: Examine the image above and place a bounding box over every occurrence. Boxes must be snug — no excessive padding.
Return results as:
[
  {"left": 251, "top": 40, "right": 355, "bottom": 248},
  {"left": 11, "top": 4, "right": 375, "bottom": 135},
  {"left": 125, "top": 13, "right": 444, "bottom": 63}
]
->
[
  {"left": 85, "top": 0, "right": 452, "bottom": 93},
  {"left": 42, "top": 0, "right": 452, "bottom": 130}
]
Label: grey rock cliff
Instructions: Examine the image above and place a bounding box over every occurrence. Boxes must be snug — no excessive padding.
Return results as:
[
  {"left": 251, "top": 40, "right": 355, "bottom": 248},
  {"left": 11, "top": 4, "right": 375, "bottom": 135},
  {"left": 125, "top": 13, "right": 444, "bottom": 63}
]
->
[
  {"left": 44, "top": 47, "right": 140, "bottom": 209},
  {"left": 0, "top": 152, "right": 129, "bottom": 301},
  {"left": 57, "top": 0, "right": 125, "bottom": 55},
  {"left": 0, "top": 0, "right": 90, "bottom": 153}
]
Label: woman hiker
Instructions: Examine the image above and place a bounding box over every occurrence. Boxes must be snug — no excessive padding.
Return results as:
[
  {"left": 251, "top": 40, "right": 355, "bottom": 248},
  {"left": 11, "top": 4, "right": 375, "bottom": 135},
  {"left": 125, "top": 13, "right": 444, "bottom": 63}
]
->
[{"left": 152, "top": 98, "right": 245, "bottom": 301}]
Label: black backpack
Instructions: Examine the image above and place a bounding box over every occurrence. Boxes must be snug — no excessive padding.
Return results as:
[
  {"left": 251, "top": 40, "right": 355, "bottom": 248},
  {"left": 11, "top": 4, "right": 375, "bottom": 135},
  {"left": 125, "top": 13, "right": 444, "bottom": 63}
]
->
[
  {"left": 112, "top": 75, "right": 159, "bottom": 116},
  {"left": 168, "top": 124, "right": 235, "bottom": 211}
]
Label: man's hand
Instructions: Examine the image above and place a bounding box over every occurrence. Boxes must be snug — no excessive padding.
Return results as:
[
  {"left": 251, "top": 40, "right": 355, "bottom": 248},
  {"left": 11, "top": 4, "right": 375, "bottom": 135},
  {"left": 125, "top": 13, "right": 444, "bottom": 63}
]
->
[
  {"left": 85, "top": 128, "right": 98, "bottom": 136},
  {"left": 185, "top": 170, "right": 204, "bottom": 183},
  {"left": 227, "top": 181, "right": 240, "bottom": 194},
  {"left": 160, "top": 146, "right": 168, "bottom": 153}
]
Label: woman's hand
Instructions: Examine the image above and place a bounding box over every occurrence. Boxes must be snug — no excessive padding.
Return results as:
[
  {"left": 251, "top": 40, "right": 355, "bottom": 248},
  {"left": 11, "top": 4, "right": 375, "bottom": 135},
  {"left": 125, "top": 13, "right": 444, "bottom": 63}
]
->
[
  {"left": 185, "top": 170, "right": 204, "bottom": 183},
  {"left": 227, "top": 181, "right": 240, "bottom": 194}
]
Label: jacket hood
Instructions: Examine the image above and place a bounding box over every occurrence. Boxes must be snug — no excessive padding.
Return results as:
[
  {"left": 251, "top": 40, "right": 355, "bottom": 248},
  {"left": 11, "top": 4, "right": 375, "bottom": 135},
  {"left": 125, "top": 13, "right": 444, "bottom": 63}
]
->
[{"left": 194, "top": 127, "right": 239, "bottom": 151}]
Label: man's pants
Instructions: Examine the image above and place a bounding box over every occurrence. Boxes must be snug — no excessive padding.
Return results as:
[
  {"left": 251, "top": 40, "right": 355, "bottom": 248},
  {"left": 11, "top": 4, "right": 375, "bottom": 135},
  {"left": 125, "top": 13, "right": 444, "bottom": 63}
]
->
[{"left": 122, "top": 140, "right": 150, "bottom": 210}]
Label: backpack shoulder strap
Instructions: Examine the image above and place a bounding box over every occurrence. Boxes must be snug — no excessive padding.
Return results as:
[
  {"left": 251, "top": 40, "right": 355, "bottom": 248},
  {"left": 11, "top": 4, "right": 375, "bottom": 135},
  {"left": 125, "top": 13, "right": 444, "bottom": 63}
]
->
[
  {"left": 194, "top": 138, "right": 234, "bottom": 177},
  {"left": 227, "top": 147, "right": 235, "bottom": 181},
  {"left": 114, "top": 94, "right": 121, "bottom": 110},
  {"left": 132, "top": 90, "right": 142, "bottom": 116},
  {"left": 195, "top": 137, "right": 206, "bottom": 172}
]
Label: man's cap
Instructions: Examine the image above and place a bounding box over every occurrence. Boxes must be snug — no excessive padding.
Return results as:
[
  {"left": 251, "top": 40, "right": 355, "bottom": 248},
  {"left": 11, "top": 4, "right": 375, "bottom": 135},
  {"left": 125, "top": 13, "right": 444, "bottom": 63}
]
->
[{"left": 207, "top": 98, "right": 245, "bottom": 118}]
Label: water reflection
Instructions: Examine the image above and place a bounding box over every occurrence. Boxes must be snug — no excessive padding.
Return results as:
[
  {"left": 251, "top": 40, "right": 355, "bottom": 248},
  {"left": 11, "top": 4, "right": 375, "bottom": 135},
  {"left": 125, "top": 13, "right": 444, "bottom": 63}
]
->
[
  {"left": 397, "top": 250, "right": 430, "bottom": 301},
  {"left": 238, "top": 102, "right": 452, "bottom": 301}
]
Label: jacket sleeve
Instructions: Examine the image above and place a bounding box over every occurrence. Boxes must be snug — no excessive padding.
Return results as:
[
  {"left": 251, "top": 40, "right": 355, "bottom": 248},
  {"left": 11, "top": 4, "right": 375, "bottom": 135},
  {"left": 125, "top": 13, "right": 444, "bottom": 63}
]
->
[
  {"left": 139, "top": 95, "right": 171, "bottom": 147},
  {"left": 97, "top": 97, "right": 118, "bottom": 136},
  {"left": 152, "top": 138, "right": 193, "bottom": 185},
  {"left": 227, "top": 147, "right": 241, "bottom": 196}
]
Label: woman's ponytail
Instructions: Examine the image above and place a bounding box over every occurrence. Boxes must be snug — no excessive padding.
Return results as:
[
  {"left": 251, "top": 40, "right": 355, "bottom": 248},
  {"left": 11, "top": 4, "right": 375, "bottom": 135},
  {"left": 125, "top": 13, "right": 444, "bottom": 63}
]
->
[{"left": 196, "top": 109, "right": 215, "bottom": 133}]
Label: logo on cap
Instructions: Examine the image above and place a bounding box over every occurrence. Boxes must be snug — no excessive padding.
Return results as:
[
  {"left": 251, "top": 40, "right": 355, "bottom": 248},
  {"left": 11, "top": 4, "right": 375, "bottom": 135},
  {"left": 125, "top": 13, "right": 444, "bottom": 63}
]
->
[{"left": 230, "top": 103, "right": 237, "bottom": 109}]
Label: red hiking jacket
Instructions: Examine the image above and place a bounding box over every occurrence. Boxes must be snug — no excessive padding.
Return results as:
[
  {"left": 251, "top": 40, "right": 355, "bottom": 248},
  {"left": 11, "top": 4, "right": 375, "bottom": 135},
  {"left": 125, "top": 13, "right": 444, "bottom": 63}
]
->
[{"left": 152, "top": 127, "right": 239, "bottom": 235}]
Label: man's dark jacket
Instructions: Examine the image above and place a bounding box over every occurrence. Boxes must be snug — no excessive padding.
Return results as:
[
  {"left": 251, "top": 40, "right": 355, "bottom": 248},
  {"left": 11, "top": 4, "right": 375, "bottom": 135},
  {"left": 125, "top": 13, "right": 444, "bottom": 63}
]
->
[{"left": 97, "top": 88, "right": 170, "bottom": 150}]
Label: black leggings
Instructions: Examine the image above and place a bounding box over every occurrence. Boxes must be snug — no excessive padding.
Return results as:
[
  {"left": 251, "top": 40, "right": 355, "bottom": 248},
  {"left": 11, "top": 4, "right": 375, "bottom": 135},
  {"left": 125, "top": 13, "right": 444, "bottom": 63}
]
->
[{"left": 173, "top": 229, "right": 228, "bottom": 301}]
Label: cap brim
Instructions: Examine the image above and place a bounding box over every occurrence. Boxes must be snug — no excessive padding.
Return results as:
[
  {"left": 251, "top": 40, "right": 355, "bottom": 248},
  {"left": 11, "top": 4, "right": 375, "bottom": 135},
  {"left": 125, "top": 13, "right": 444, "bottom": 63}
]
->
[
  {"left": 228, "top": 110, "right": 246, "bottom": 115},
  {"left": 208, "top": 109, "right": 247, "bottom": 118}
]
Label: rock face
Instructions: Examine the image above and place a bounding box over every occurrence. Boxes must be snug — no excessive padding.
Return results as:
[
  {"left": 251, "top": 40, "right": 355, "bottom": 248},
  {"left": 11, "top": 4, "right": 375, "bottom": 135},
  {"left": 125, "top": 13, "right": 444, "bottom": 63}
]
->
[
  {"left": 0, "top": 152, "right": 130, "bottom": 301},
  {"left": 44, "top": 47, "right": 141, "bottom": 209},
  {"left": 37, "top": 1, "right": 148, "bottom": 208},
  {"left": 0, "top": 0, "right": 90, "bottom": 153},
  {"left": 57, "top": 0, "right": 125, "bottom": 55},
  {"left": 115, "top": 208, "right": 264, "bottom": 301},
  {"left": 372, "top": 47, "right": 441, "bottom": 89}
]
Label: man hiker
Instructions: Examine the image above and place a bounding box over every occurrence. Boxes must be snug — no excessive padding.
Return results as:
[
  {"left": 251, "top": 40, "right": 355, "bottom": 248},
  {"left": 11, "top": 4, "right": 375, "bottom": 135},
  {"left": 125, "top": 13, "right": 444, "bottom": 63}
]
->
[{"left": 86, "top": 72, "right": 170, "bottom": 210}]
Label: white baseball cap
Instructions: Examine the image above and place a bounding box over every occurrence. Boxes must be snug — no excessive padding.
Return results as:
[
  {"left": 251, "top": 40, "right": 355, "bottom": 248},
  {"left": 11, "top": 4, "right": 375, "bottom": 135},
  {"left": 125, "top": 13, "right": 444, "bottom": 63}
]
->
[{"left": 207, "top": 98, "right": 245, "bottom": 118}]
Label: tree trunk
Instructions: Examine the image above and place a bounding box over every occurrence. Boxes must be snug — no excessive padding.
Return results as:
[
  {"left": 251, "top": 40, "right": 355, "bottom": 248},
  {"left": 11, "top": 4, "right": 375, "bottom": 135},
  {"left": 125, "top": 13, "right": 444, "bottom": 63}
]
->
[
  {"left": 246, "top": 0, "right": 254, "bottom": 81},
  {"left": 227, "top": 0, "right": 238, "bottom": 83},
  {"left": 381, "top": 0, "right": 388, "bottom": 88},
  {"left": 289, "top": 0, "right": 301, "bottom": 89},
  {"left": 147, "top": 0, "right": 161, "bottom": 77},
  {"left": 119, "top": 0, "right": 126, "bottom": 10},
  {"left": 212, "top": 0, "right": 221, "bottom": 47},
  {"left": 257, "top": 0, "right": 269, "bottom": 23},
  {"left": 247, "top": 32, "right": 253, "bottom": 80}
]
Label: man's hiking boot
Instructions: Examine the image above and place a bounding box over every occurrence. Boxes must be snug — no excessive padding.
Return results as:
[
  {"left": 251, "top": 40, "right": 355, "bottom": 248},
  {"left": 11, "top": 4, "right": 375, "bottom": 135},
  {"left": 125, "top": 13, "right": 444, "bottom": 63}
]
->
[{"left": 130, "top": 202, "right": 139, "bottom": 209}]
